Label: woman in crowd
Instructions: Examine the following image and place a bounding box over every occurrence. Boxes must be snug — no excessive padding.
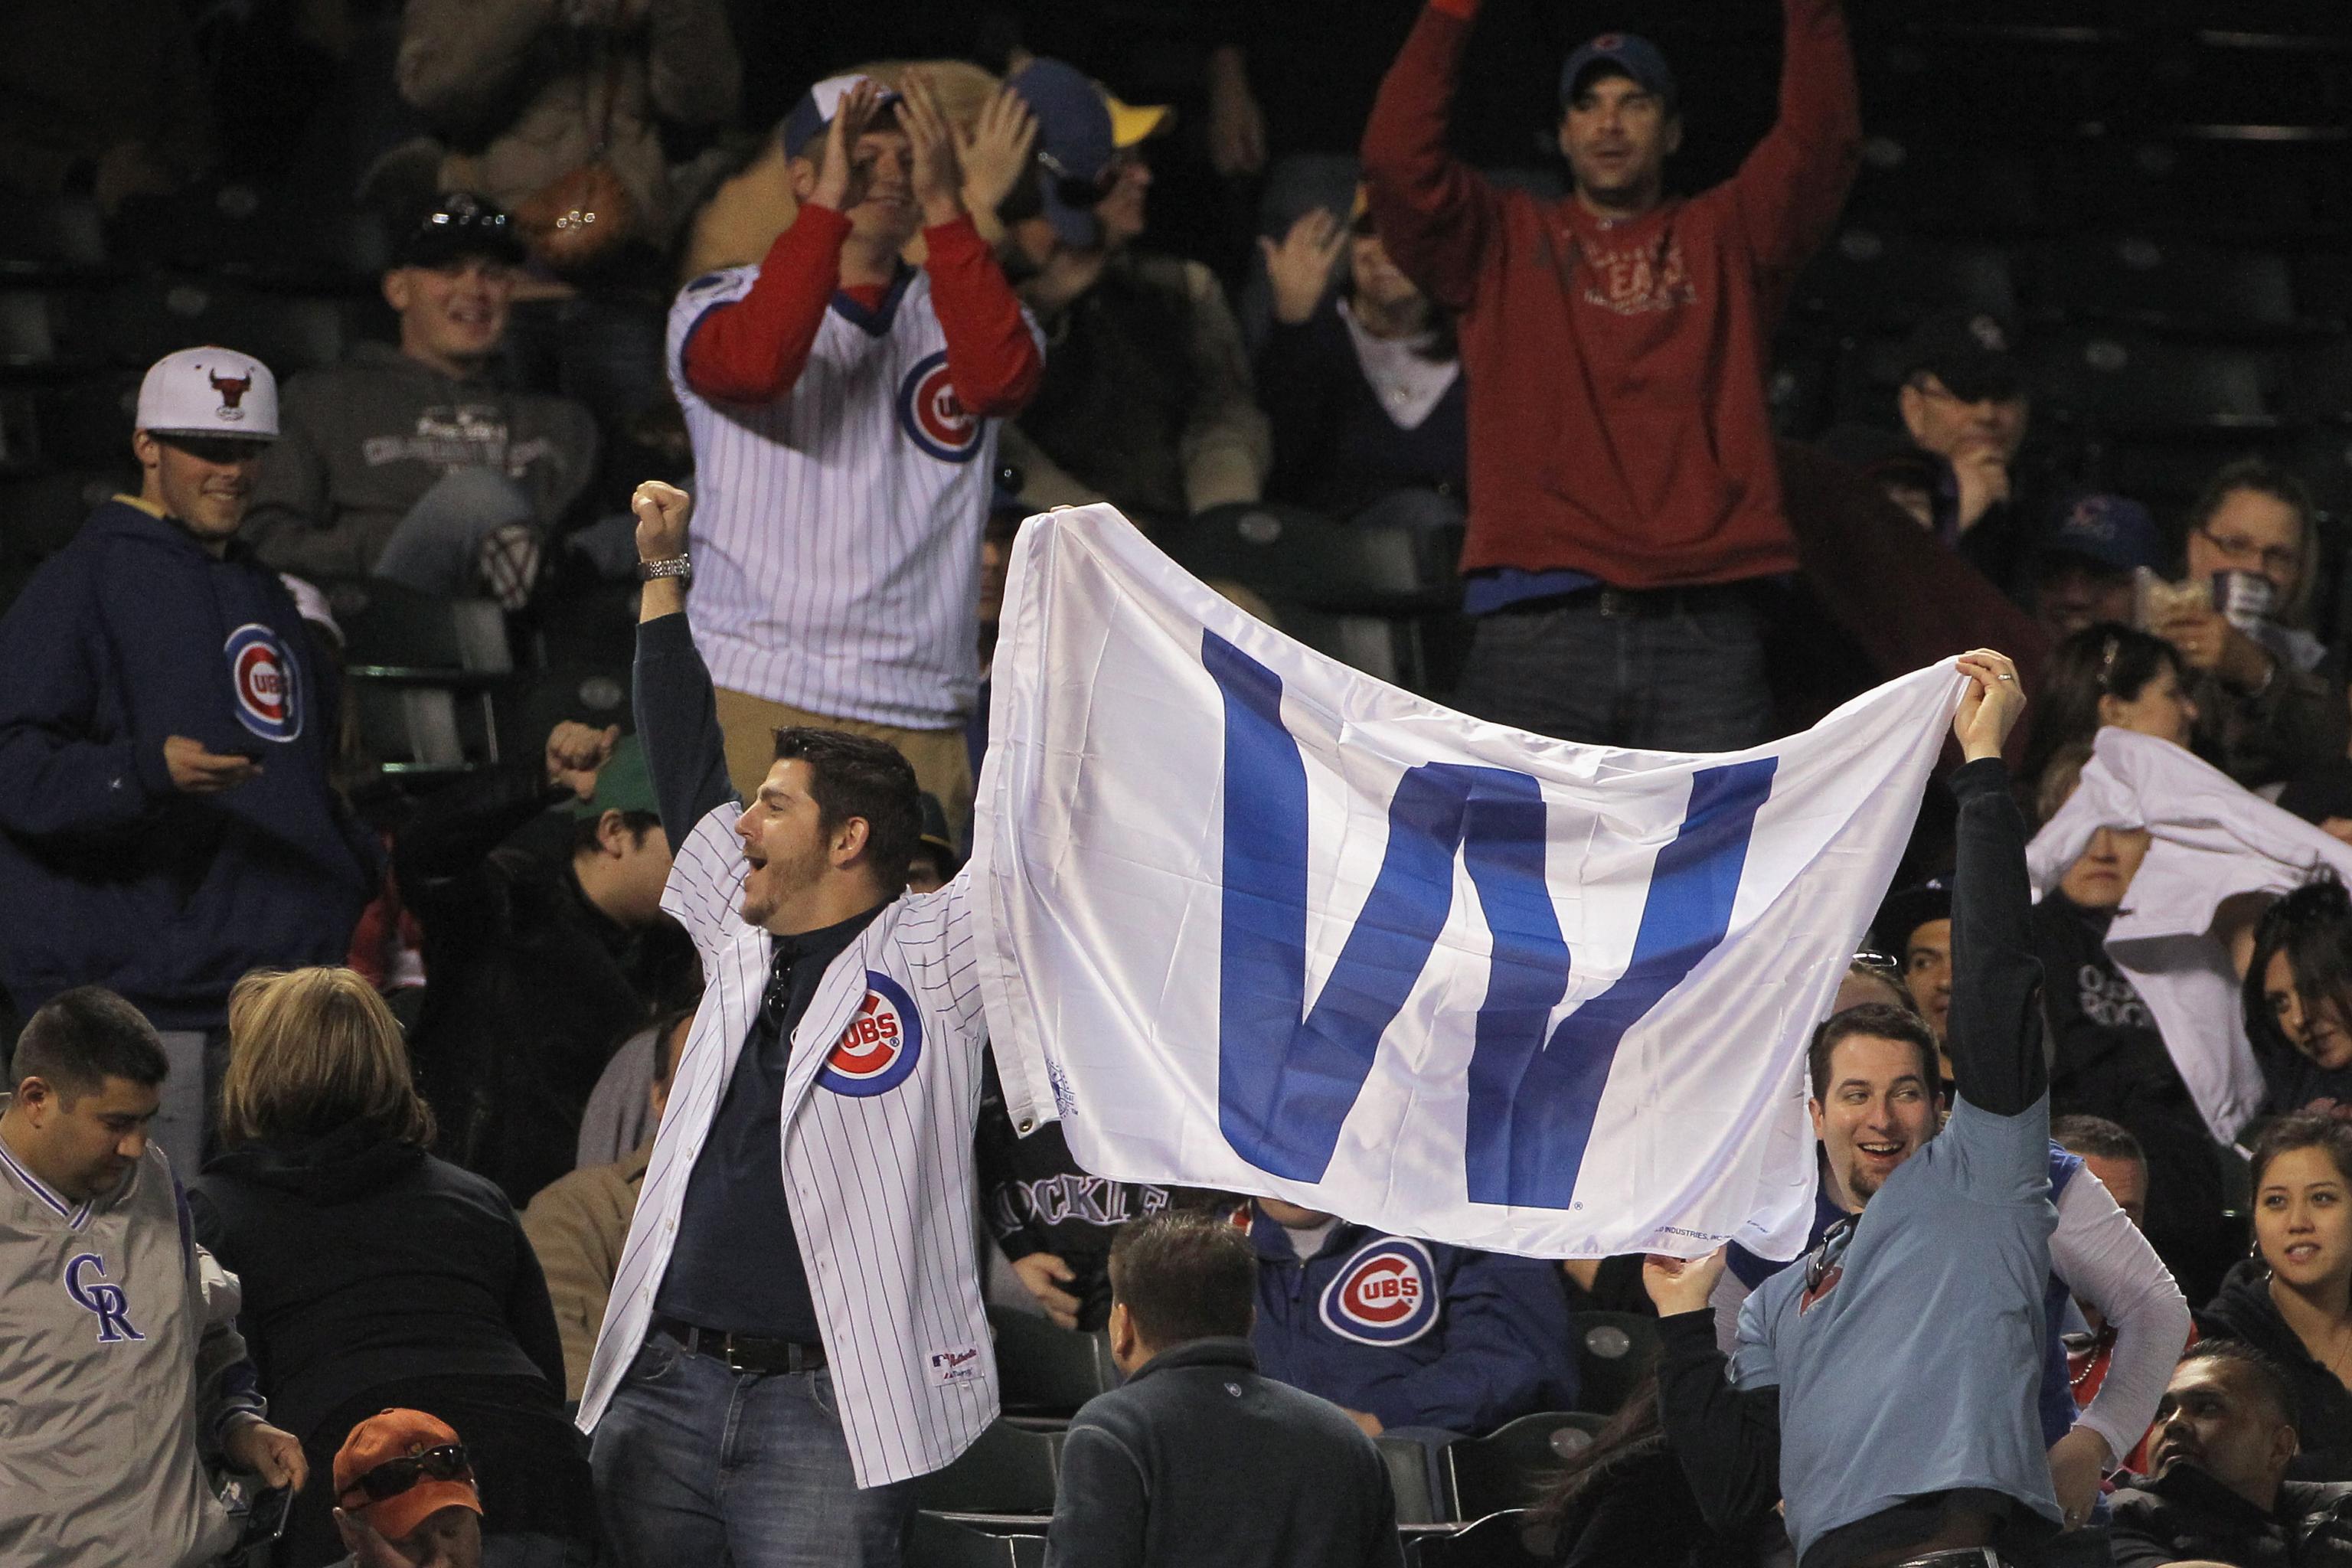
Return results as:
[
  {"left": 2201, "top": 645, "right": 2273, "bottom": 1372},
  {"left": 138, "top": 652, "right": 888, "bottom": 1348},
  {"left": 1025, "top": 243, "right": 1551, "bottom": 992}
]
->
[
  {"left": 2031, "top": 749, "right": 2233, "bottom": 1302},
  {"left": 188, "top": 967, "right": 598, "bottom": 1567},
  {"left": 2020, "top": 624, "right": 2199, "bottom": 801},
  {"left": 1534, "top": 1370, "right": 1758, "bottom": 1567},
  {"left": 1254, "top": 191, "right": 1468, "bottom": 531},
  {"left": 2149, "top": 459, "right": 2343, "bottom": 790},
  {"left": 2243, "top": 880, "right": 2352, "bottom": 1117},
  {"left": 2196, "top": 1112, "right": 2352, "bottom": 1480}
]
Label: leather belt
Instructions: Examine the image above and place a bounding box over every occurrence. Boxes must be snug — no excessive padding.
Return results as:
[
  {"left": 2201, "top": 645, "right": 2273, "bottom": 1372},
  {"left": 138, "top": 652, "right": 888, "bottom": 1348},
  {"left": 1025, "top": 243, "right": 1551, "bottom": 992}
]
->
[{"left": 652, "top": 1315, "right": 825, "bottom": 1375}]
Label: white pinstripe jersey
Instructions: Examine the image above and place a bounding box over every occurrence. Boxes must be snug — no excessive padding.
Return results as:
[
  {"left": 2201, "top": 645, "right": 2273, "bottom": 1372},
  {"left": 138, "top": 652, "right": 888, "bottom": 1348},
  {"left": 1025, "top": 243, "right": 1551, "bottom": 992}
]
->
[
  {"left": 575, "top": 801, "right": 996, "bottom": 1485},
  {"left": 0, "top": 1138, "right": 240, "bottom": 1568},
  {"left": 669, "top": 263, "right": 1033, "bottom": 729}
]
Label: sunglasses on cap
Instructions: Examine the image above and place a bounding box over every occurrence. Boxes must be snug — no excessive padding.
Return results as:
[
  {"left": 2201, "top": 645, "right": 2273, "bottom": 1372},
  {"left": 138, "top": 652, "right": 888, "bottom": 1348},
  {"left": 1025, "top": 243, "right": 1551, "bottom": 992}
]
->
[
  {"left": 342, "top": 1444, "right": 474, "bottom": 1508},
  {"left": 1035, "top": 149, "right": 1117, "bottom": 211}
]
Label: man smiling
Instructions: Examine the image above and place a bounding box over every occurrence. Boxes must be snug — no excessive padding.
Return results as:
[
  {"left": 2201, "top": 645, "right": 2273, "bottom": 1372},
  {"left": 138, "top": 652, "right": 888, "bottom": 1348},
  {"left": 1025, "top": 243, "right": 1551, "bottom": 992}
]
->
[
  {"left": 578, "top": 479, "right": 996, "bottom": 1568},
  {"left": 0, "top": 348, "right": 377, "bottom": 1171},
  {"left": 243, "top": 193, "right": 598, "bottom": 606}
]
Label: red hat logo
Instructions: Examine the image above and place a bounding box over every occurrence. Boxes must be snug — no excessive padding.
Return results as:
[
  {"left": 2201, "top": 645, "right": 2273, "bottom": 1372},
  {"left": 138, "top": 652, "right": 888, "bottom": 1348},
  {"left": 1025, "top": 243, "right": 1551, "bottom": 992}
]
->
[{"left": 209, "top": 368, "right": 253, "bottom": 420}]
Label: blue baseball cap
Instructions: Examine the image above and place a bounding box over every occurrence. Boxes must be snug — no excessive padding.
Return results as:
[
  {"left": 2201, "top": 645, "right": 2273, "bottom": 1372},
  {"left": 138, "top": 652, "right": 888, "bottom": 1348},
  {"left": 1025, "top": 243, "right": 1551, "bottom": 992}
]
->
[
  {"left": 782, "top": 73, "right": 903, "bottom": 160},
  {"left": 1560, "top": 33, "right": 1679, "bottom": 113},
  {"left": 1005, "top": 57, "right": 1116, "bottom": 249},
  {"left": 2038, "top": 494, "right": 2164, "bottom": 577}
]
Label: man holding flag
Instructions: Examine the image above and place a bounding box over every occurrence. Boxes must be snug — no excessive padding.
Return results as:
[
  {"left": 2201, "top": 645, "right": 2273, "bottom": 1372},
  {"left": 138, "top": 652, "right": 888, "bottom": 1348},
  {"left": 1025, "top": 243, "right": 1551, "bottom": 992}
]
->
[{"left": 1648, "top": 652, "right": 2074, "bottom": 1567}]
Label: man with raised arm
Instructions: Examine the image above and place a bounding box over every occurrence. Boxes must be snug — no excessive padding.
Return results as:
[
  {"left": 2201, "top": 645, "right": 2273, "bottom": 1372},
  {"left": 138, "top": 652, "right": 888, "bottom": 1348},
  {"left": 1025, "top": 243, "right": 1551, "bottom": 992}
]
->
[
  {"left": 1360, "top": 0, "right": 1860, "bottom": 749},
  {"left": 577, "top": 480, "right": 997, "bottom": 1568},
  {"left": 1648, "top": 651, "right": 2073, "bottom": 1567}
]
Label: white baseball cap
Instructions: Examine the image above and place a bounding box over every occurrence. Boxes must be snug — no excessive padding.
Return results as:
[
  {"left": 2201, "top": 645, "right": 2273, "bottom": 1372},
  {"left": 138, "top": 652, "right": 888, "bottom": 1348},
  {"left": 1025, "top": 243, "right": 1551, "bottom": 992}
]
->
[{"left": 136, "top": 347, "right": 279, "bottom": 441}]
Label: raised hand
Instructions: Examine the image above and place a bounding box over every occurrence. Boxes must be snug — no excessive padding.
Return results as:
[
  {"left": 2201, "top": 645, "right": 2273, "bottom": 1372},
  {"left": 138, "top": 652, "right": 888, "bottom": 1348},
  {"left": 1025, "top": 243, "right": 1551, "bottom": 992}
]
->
[
  {"left": 808, "top": 77, "right": 884, "bottom": 213},
  {"left": 632, "top": 479, "right": 693, "bottom": 564},
  {"left": 1641, "top": 1248, "right": 1728, "bottom": 1317},
  {"left": 1258, "top": 208, "right": 1350, "bottom": 325},
  {"left": 958, "top": 84, "right": 1040, "bottom": 222},
  {"left": 546, "top": 721, "right": 620, "bottom": 800},
  {"left": 897, "top": 70, "right": 967, "bottom": 227},
  {"left": 1951, "top": 648, "right": 2026, "bottom": 762}
]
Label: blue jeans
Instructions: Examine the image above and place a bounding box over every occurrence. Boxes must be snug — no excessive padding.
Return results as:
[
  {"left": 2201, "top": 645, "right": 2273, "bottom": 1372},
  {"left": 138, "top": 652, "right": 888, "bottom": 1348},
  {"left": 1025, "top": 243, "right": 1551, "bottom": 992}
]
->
[
  {"left": 590, "top": 1333, "right": 916, "bottom": 1568},
  {"left": 371, "top": 468, "right": 535, "bottom": 598},
  {"left": 1452, "top": 590, "right": 1772, "bottom": 751}
]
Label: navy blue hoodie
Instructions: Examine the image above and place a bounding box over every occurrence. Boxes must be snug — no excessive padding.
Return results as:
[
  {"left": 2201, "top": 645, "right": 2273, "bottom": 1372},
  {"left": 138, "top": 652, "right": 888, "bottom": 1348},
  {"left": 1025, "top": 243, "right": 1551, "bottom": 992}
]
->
[
  {"left": 0, "top": 497, "right": 377, "bottom": 1027},
  {"left": 1246, "top": 1206, "right": 1578, "bottom": 1436}
]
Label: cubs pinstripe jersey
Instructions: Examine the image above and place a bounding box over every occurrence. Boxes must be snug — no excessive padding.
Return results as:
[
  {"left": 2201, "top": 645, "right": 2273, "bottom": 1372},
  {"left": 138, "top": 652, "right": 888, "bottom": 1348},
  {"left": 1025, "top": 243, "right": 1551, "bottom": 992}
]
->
[
  {"left": 576, "top": 804, "right": 996, "bottom": 1485},
  {"left": 669, "top": 266, "right": 1032, "bottom": 730},
  {"left": 0, "top": 1132, "right": 253, "bottom": 1567}
]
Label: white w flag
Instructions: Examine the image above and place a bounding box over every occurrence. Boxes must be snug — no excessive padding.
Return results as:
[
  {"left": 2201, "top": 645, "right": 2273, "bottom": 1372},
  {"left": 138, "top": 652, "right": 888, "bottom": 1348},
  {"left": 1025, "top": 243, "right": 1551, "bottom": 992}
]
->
[{"left": 973, "top": 506, "right": 1961, "bottom": 1263}]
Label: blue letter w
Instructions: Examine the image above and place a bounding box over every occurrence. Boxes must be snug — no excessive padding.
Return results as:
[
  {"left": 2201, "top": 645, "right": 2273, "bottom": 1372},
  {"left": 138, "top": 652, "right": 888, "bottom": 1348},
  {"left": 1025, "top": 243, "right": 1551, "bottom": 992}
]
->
[{"left": 1204, "top": 631, "right": 1774, "bottom": 1208}]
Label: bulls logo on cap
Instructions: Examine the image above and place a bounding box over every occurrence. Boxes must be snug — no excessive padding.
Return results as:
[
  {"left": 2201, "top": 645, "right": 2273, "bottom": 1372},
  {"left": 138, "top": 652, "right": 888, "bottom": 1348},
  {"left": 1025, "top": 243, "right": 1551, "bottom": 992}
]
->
[
  {"left": 224, "top": 622, "right": 302, "bottom": 742},
  {"left": 817, "top": 972, "right": 924, "bottom": 1097},
  {"left": 1319, "top": 1237, "right": 1439, "bottom": 1346},
  {"left": 896, "top": 350, "right": 982, "bottom": 464}
]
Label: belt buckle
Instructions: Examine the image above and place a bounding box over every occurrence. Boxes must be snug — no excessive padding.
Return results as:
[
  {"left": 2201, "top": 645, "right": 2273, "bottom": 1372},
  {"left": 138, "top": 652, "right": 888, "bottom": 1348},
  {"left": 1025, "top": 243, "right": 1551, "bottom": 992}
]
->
[{"left": 719, "top": 1334, "right": 758, "bottom": 1375}]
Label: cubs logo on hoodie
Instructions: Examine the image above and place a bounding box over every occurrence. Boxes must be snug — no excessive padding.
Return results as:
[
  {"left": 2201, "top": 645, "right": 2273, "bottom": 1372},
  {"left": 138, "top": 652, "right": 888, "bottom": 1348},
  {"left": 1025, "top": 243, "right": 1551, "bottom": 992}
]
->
[
  {"left": 1320, "top": 1236, "right": 1439, "bottom": 1346},
  {"left": 224, "top": 622, "right": 302, "bottom": 742}
]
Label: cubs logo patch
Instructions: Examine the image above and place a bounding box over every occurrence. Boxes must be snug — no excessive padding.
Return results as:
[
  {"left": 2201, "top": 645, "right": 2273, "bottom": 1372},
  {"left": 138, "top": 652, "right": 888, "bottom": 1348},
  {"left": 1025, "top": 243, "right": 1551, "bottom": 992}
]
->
[
  {"left": 1320, "top": 1237, "right": 1439, "bottom": 1346},
  {"left": 896, "top": 350, "right": 982, "bottom": 463},
  {"left": 817, "top": 972, "right": 923, "bottom": 1097},
  {"left": 224, "top": 622, "right": 302, "bottom": 742}
]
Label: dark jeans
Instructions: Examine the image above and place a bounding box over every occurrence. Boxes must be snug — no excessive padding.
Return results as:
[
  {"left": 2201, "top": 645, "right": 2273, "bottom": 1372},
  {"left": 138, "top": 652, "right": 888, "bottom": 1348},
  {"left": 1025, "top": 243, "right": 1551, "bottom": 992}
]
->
[
  {"left": 1452, "top": 589, "right": 1773, "bottom": 751},
  {"left": 590, "top": 1332, "right": 916, "bottom": 1568}
]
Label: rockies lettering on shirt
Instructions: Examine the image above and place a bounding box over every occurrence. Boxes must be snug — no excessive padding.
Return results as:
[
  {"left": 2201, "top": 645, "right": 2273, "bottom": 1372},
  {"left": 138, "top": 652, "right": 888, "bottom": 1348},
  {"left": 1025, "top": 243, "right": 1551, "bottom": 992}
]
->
[
  {"left": 0, "top": 1116, "right": 267, "bottom": 1568},
  {"left": 1244, "top": 1207, "right": 1579, "bottom": 1436},
  {"left": 0, "top": 497, "right": 377, "bottom": 1028},
  {"left": 670, "top": 209, "right": 1044, "bottom": 730},
  {"left": 578, "top": 612, "right": 998, "bottom": 1486}
]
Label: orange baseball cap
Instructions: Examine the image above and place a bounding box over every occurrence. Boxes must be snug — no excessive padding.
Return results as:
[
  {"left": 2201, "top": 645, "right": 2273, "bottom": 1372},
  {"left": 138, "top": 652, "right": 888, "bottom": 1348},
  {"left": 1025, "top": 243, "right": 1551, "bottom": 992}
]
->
[{"left": 332, "top": 1409, "right": 484, "bottom": 1542}]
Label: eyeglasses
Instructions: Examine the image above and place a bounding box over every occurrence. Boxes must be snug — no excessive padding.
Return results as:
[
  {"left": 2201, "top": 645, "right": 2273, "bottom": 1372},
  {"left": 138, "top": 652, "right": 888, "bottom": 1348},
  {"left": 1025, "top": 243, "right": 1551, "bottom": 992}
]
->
[
  {"left": 2195, "top": 524, "right": 2298, "bottom": 579},
  {"left": 343, "top": 1445, "right": 473, "bottom": 1508},
  {"left": 1035, "top": 149, "right": 1116, "bottom": 210}
]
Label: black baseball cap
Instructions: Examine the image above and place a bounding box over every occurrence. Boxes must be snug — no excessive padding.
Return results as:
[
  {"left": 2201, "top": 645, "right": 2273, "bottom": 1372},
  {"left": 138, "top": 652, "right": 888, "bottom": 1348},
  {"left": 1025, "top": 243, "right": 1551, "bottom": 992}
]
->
[
  {"left": 1873, "top": 881, "right": 1952, "bottom": 956},
  {"left": 1902, "top": 312, "right": 2024, "bottom": 404},
  {"left": 397, "top": 192, "right": 526, "bottom": 270}
]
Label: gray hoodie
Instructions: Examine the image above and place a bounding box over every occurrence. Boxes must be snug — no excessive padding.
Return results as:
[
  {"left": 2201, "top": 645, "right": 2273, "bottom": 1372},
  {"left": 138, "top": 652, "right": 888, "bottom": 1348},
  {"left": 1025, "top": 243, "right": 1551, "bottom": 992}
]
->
[{"left": 243, "top": 342, "right": 599, "bottom": 580}]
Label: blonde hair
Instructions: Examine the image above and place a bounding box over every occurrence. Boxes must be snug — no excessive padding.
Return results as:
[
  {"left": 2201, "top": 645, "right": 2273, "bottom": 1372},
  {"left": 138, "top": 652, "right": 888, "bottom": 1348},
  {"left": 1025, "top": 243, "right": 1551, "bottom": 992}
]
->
[{"left": 217, "top": 968, "right": 436, "bottom": 1148}]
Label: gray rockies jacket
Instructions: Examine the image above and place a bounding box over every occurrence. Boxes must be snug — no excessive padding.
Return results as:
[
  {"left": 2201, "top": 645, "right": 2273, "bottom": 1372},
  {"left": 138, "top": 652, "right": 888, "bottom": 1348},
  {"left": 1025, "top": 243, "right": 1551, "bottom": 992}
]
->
[{"left": 0, "top": 1113, "right": 269, "bottom": 1567}]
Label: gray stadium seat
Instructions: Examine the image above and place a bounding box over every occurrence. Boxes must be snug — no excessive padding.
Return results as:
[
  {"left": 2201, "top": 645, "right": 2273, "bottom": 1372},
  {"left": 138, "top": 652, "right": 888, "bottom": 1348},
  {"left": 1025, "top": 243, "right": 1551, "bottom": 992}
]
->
[
  {"left": 1411, "top": 1508, "right": 1547, "bottom": 1566},
  {"left": 906, "top": 1514, "right": 1047, "bottom": 1567},
  {"left": 2029, "top": 333, "right": 2276, "bottom": 434},
  {"left": 912, "top": 1421, "right": 1066, "bottom": 1514},
  {"left": 1377, "top": 1432, "right": 1446, "bottom": 1526},
  {"left": 1570, "top": 1312, "right": 1661, "bottom": 1417},
  {"left": 988, "top": 1307, "right": 1119, "bottom": 1419},
  {"left": 2028, "top": 236, "right": 2300, "bottom": 335},
  {"left": 1442, "top": 1412, "right": 1607, "bottom": 1524}
]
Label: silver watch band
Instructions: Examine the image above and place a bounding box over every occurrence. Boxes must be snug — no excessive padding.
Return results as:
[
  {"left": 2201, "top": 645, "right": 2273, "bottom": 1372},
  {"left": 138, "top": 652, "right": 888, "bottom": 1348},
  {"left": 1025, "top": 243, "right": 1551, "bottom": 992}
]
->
[{"left": 636, "top": 554, "right": 692, "bottom": 582}]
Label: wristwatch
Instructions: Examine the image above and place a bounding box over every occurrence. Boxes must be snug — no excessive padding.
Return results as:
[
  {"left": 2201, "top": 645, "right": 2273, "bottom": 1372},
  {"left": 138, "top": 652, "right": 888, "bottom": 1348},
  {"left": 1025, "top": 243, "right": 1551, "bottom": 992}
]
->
[{"left": 636, "top": 554, "right": 691, "bottom": 583}]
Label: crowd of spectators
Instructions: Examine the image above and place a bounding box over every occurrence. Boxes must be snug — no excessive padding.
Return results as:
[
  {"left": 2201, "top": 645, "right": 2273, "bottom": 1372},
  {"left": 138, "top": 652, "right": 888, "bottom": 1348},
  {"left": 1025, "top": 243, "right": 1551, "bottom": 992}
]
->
[{"left": 6, "top": 2, "right": 2352, "bottom": 1566}]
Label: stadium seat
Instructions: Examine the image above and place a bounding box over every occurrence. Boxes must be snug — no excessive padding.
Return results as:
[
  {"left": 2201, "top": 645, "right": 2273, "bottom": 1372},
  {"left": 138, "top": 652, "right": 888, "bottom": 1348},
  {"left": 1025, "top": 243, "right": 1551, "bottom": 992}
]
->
[
  {"left": 1843, "top": 139, "right": 2043, "bottom": 237},
  {"left": 1570, "top": 1312, "right": 1661, "bottom": 1416},
  {"left": 1171, "top": 503, "right": 1462, "bottom": 692},
  {"left": 29, "top": 374, "right": 141, "bottom": 468},
  {"left": 1792, "top": 231, "right": 2018, "bottom": 332},
  {"left": 0, "top": 292, "right": 61, "bottom": 371},
  {"left": 912, "top": 1421, "right": 1066, "bottom": 1514},
  {"left": 101, "top": 280, "right": 351, "bottom": 377},
  {"left": 1441, "top": 1412, "right": 1607, "bottom": 1523},
  {"left": 1376, "top": 1432, "right": 1447, "bottom": 1526},
  {"left": 0, "top": 469, "right": 117, "bottom": 564},
  {"left": 906, "top": 1513, "right": 1047, "bottom": 1568},
  {"left": 335, "top": 581, "right": 513, "bottom": 677},
  {"left": 2027, "top": 333, "right": 2276, "bottom": 435},
  {"left": 0, "top": 195, "right": 110, "bottom": 280},
  {"left": 988, "top": 1307, "right": 1119, "bottom": 1419},
  {"left": 2026, "top": 236, "right": 2300, "bottom": 335},
  {"left": 1411, "top": 1508, "right": 1546, "bottom": 1567},
  {"left": 493, "top": 664, "right": 632, "bottom": 774},
  {"left": 2280, "top": 338, "right": 2352, "bottom": 428}
]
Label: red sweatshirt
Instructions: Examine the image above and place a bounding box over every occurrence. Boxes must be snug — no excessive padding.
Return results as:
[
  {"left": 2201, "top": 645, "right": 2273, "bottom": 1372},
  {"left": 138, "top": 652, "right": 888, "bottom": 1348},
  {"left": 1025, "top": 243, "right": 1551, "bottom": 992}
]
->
[
  {"left": 1361, "top": 0, "right": 1860, "bottom": 587},
  {"left": 681, "top": 206, "right": 1042, "bottom": 415}
]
